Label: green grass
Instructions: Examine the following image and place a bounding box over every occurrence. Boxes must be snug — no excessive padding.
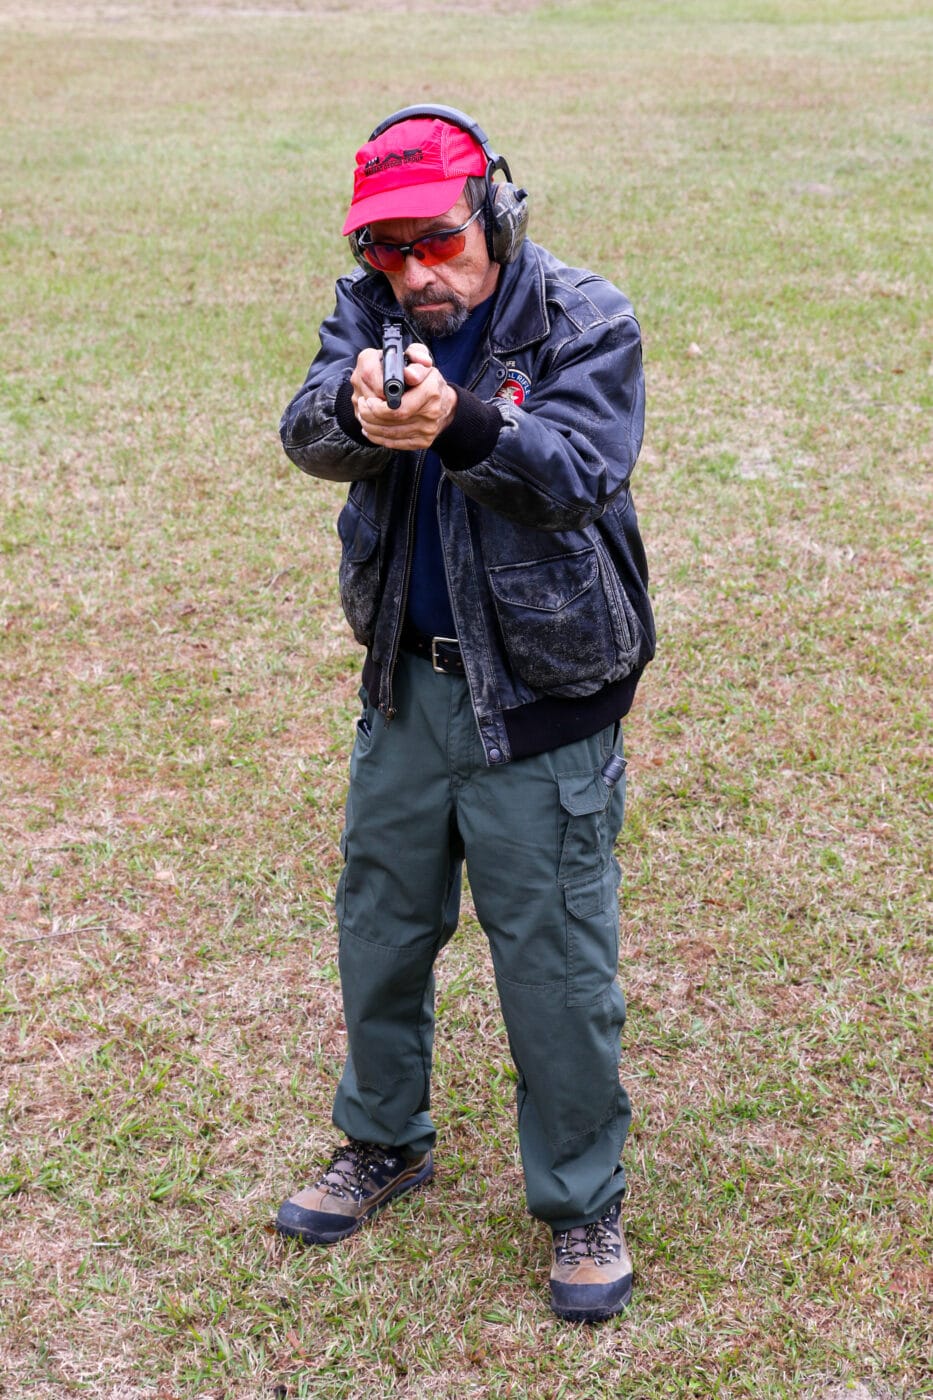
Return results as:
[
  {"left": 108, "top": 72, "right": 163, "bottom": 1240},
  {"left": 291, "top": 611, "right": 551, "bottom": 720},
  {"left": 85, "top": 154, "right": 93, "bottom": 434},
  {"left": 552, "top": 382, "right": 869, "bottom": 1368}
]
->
[{"left": 1, "top": 1, "right": 930, "bottom": 1397}]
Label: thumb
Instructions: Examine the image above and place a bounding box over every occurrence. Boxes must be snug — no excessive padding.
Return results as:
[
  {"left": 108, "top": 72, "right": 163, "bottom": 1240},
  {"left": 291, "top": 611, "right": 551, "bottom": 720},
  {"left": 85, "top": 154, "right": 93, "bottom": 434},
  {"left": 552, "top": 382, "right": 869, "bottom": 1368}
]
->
[{"left": 404, "top": 342, "right": 434, "bottom": 369}]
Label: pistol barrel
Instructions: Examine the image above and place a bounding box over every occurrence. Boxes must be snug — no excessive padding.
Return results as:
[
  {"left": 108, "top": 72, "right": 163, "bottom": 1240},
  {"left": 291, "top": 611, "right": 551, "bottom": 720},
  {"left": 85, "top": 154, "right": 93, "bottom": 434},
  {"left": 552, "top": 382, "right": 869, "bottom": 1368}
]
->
[{"left": 382, "top": 323, "right": 405, "bottom": 410}]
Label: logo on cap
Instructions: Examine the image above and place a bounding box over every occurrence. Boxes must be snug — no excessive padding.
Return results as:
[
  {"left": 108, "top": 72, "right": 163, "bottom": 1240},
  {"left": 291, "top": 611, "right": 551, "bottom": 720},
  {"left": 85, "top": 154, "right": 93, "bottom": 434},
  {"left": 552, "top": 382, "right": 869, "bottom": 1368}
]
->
[{"left": 364, "top": 147, "right": 424, "bottom": 177}]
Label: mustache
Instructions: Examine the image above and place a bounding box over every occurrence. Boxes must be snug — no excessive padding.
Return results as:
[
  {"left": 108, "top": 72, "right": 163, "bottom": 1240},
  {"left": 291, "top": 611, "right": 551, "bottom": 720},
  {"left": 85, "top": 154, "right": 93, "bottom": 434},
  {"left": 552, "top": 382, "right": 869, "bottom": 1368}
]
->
[{"left": 403, "top": 289, "right": 454, "bottom": 308}]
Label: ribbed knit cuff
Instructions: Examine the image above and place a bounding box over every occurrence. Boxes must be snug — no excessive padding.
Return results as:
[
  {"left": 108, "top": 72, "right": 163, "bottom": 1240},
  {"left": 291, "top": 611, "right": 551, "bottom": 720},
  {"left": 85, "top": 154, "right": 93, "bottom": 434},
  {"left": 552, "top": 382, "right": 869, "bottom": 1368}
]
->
[
  {"left": 334, "top": 377, "right": 368, "bottom": 445},
  {"left": 435, "top": 388, "right": 503, "bottom": 472}
]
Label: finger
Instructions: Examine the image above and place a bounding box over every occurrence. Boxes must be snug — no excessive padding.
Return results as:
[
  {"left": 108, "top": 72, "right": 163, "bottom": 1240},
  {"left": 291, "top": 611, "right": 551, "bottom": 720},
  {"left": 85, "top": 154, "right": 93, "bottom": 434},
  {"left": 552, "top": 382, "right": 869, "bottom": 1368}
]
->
[
  {"left": 403, "top": 361, "right": 434, "bottom": 390},
  {"left": 364, "top": 429, "right": 438, "bottom": 451},
  {"left": 358, "top": 396, "right": 437, "bottom": 436},
  {"left": 404, "top": 342, "right": 433, "bottom": 367},
  {"left": 351, "top": 371, "right": 384, "bottom": 404}
]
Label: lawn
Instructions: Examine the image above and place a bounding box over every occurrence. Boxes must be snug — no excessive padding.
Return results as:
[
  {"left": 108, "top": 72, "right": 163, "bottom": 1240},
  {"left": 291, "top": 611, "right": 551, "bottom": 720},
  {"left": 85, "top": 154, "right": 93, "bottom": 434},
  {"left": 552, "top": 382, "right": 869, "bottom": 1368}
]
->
[{"left": 0, "top": 1, "right": 930, "bottom": 1397}]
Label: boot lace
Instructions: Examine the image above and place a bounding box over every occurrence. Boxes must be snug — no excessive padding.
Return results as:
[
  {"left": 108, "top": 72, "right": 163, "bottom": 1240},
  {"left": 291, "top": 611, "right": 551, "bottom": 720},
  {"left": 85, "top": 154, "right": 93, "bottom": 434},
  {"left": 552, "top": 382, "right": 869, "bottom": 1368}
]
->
[
  {"left": 314, "top": 1141, "right": 400, "bottom": 1206},
  {"left": 553, "top": 1208, "right": 621, "bottom": 1268}
]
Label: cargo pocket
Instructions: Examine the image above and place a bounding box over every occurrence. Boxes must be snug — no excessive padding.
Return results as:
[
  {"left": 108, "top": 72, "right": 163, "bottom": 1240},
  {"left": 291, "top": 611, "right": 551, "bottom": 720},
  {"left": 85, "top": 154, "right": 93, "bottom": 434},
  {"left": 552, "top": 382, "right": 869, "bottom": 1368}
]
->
[
  {"left": 563, "top": 863, "right": 621, "bottom": 1007},
  {"left": 557, "top": 766, "right": 622, "bottom": 1006},
  {"left": 337, "top": 495, "right": 381, "bottom": 645},
  {"left": 557, "top": 769, "right": 614, "bottom": 884},
  {"left": 488, "top": 548, "right": 617, "bottom": 695}
]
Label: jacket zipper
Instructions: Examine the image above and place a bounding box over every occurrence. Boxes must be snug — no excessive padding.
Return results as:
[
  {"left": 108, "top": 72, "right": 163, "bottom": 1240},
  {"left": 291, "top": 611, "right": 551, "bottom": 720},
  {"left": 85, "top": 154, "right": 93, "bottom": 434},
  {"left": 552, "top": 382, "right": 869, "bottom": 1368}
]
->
[
  {"left": 384, "top": 338, "right": 500, "bottom": 727},
  {"left": 435, "top": 349, "right": 505, "bottom": 761},
  {"left": 382, "top": 444, "right": 426, "bottom": 723}
]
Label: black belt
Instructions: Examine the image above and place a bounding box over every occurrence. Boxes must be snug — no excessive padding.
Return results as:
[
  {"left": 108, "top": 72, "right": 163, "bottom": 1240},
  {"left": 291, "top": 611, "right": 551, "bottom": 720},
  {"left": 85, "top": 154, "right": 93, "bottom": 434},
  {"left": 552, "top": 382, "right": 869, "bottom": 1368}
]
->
[{"left": 401, "top": 627, "right": 465, "bottom": 676}]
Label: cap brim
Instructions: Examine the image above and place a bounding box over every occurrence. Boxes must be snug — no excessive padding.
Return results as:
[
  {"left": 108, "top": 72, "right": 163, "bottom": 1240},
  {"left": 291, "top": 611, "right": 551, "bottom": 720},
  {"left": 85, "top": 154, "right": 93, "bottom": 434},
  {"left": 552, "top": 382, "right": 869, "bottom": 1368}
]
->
[{"left": 341, "top": 175, "right": 468, "bottom": 236}]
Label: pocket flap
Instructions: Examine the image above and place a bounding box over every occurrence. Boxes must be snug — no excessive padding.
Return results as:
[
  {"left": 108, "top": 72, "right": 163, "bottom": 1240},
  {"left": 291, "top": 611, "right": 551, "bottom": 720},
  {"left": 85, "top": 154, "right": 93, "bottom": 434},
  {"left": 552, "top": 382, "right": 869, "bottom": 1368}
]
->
[
  {"left": 563, "top": 862, "right": 619, "bottom": 918},
  {"left": 488, "top": 548, "right": 598, "bottom": 613},
  {"left": 558, "top": 771, "right": 612, "bottom": 818}
]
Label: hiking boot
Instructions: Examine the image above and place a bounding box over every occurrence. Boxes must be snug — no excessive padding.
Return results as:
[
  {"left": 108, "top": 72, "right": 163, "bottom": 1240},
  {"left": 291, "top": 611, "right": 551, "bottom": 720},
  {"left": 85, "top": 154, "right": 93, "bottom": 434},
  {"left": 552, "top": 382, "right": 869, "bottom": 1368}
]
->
[
  {"left": 549, "top": 1201, "right": 633, "bottom": 1322},
  {"left": 275, "top": 1140, "right": 433, "bottom": 1245}
]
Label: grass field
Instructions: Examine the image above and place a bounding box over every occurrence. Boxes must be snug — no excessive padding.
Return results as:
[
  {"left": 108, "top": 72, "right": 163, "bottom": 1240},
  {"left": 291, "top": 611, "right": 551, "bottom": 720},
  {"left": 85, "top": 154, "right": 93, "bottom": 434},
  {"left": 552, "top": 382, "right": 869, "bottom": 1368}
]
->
[{"left": 0, "top": 1, "right": 930, "bottom": 1397}]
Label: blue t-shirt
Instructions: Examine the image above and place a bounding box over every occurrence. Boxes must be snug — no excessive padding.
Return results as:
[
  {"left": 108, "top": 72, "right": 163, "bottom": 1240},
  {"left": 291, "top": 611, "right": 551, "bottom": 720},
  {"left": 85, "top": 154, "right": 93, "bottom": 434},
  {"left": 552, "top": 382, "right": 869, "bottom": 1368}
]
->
[{"left": 405, "top": 297, "right": 494, "bottom": 639}]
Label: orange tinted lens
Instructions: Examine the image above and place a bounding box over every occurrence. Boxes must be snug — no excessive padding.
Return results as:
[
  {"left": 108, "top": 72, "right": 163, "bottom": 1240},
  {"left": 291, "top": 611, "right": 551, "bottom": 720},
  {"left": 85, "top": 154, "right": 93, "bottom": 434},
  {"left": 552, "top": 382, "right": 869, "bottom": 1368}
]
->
[
  {"left": 362, "top": 228, "right": 468, "bottom": 273},
  {"left": 362, "top": 244, "right": 405, "bottom": 272},
  {"left": 417, "top": 231, "right": 468, "bottom": 267}
]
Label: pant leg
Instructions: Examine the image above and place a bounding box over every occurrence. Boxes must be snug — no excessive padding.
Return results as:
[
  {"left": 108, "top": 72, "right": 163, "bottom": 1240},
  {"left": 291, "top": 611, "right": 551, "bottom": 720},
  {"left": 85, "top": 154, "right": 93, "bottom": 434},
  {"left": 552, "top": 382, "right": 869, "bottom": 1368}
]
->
[
  {"left": 457, "top": 725, "right": 631, "bottom": 1231},
  {"left": 332, "top": 655, "right": 463, "bottom": 1157}
]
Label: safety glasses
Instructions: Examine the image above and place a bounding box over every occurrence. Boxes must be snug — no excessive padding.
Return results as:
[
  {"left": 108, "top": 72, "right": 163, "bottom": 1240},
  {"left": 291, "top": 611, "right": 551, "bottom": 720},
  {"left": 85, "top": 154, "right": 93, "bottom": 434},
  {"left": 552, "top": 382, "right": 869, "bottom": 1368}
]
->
[{"left": 357, "top": 206, "right": 483, "bottom": 273}]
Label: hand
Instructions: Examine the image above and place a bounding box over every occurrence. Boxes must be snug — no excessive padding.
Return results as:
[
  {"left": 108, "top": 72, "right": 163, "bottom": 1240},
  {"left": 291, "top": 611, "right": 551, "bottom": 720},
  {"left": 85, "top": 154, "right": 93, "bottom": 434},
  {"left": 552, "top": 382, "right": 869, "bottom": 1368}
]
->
[{"left": 350, "top": 342, "right": 457, "bottom": 451}]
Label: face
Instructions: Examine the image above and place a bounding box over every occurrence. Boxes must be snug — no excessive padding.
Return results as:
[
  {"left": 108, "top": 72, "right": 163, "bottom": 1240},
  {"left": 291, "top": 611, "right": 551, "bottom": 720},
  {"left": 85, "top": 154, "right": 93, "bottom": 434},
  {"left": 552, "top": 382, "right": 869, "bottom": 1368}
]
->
[{"left": 367, "top": 194, "right": 500, "bottom": 339}]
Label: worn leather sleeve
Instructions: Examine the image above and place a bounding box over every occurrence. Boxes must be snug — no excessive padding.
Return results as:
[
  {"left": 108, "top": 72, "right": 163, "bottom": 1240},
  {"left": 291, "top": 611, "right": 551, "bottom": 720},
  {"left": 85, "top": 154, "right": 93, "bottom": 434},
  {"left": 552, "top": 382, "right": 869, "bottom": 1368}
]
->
[
  {"left": 279, "top": 278, "right": 391, "bottom": 483},
  {"left": 444, "top": 301, "right": 644, "bottom": 533}
]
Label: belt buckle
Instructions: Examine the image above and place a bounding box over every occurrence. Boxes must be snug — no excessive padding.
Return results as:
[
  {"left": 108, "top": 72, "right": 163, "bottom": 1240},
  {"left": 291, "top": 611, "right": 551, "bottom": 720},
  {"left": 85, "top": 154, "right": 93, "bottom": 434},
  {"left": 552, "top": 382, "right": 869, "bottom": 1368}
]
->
[{"left": 431, "top": 635, "right": 459, "bottom": 674}]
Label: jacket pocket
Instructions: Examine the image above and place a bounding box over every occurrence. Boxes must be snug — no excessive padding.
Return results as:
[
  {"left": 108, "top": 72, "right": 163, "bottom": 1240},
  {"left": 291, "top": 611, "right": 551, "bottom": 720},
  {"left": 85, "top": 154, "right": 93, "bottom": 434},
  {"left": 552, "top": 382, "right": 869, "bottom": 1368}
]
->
[
  {"left": 593, "top": 537, "right": 641, "bottom": 666},
  {"left": 337, "top": 493, "right": 381, "bottom": 645},
  {"left": 487, "top": 547, "right": 619, "bottom": 696}
]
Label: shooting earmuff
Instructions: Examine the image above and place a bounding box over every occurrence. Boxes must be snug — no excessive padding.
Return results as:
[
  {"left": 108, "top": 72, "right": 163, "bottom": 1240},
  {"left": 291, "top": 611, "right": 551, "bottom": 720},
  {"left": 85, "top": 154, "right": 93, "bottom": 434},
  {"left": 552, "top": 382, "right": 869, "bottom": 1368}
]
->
[{"left": 348, "top": 103, "right": 529, "bottom": 272}]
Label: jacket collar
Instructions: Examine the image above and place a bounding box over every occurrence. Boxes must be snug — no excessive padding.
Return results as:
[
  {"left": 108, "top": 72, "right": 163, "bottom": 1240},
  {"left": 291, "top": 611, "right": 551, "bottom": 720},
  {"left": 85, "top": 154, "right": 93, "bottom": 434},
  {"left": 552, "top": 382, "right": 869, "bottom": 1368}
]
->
[{"left": 350, "top": 240, "right": 550, "bottom": 356}]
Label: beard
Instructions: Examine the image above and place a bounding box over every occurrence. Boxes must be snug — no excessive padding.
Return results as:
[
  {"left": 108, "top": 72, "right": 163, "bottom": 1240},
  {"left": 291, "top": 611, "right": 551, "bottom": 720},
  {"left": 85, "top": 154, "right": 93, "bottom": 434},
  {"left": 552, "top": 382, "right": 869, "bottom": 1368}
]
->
[{"left": 401, "top": 287, "right": 470, "bottom": 339}]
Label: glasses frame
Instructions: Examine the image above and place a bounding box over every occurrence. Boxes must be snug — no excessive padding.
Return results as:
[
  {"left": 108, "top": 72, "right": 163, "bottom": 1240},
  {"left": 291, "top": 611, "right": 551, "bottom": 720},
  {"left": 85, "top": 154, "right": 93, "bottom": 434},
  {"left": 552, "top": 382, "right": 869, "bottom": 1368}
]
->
[{"left": 357, "top": 205, "right": 484, "bottom": 272}]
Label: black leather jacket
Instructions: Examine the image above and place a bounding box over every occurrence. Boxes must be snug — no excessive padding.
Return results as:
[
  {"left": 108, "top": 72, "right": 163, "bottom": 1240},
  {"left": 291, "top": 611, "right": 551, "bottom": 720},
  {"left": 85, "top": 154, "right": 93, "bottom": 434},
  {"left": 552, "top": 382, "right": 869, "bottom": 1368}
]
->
[{"left": 280, "top": 239, "right": 655, "bottom": 765}]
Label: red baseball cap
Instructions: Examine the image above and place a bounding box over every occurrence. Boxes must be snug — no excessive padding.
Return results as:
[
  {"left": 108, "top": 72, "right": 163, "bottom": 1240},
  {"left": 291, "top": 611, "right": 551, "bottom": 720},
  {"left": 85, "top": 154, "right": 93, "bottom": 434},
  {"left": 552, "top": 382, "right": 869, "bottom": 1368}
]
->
[{"left": 341, "top": 117, "right": 488, "bottom": 235}]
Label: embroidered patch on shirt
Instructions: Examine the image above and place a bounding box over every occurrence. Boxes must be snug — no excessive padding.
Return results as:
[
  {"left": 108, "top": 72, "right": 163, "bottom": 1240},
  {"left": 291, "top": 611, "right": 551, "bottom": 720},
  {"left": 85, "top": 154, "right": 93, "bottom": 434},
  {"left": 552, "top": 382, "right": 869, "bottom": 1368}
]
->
[{"left": 495, "top": 369, "right": 532, "bottom": 406}]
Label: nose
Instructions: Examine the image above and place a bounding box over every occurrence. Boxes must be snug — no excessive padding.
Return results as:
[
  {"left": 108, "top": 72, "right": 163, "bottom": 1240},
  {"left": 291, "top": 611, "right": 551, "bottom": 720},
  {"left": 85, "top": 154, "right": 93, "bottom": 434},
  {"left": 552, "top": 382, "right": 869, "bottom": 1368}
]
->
[{"left": 399, "top": 252, "right": 433, "bottom": 290}]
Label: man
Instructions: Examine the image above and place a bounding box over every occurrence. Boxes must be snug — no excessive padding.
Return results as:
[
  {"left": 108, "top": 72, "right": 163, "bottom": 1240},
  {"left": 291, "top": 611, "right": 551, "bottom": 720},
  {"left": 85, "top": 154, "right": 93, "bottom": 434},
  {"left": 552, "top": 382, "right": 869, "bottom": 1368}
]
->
[{"left": 276, "top": 105, "right": 654, "bottom": 1323}]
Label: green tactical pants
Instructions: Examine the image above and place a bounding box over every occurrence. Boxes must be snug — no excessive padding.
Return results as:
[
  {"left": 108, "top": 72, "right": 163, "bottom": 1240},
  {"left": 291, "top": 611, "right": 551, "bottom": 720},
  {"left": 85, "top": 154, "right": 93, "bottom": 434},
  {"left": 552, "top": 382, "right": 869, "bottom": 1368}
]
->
[{"left": 332, "top": 650, "right": 631, "bottom": 1230}]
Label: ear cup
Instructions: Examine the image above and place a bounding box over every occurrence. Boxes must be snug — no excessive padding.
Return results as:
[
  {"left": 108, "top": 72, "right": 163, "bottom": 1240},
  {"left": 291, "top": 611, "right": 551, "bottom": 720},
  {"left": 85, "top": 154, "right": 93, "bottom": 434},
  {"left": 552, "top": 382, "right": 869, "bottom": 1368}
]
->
[
  {"left": 486, "top": 178, "right": 530, "bottom": 265},
  {"left": 348, "top": 227, "right": 373, "bottom": 273}
]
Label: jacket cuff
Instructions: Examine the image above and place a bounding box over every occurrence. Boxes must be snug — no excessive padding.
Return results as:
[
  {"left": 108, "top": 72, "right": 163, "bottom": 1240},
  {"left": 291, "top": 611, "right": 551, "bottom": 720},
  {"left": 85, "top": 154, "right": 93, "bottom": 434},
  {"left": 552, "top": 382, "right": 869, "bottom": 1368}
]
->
[
  {"left": 435, "top": 388, "right": 502, "bottom": 472},
  {"left": 335, "top": 377, "right": 368, "bottom": 446}
]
